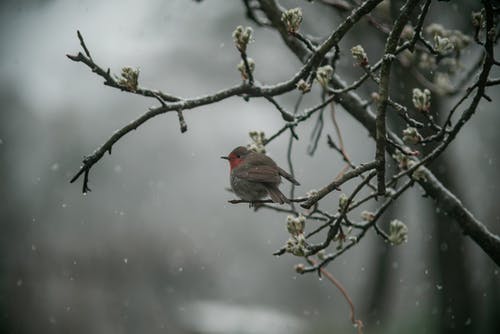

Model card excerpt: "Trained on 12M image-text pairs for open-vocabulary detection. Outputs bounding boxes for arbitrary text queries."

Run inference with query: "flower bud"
[296,79,311,93]
[315,65,333,88]
[232,25,253,52]
[285,236,308,256]
[247,130,266,153]
[117,67,139,91]
[351,45,368,67]
[402,127,422,145]
[338,193,349,211]
[237,58,255,81]
[392,151,411,170]
[434,35,454,55]
[317,250,326,261]
[287,215,305,235]
[412,88,431,112]
[425,23,446,37]
[281,8,303,33]
[360,210,375,222]
[388,219,408,245]
[411,166,427,181]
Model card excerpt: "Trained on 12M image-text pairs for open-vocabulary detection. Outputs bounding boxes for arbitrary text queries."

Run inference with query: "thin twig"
[291,31,316,52]
[228,197,308,204]
[306,257,364,334]
[303,179,414,273]
[287,94,304,213]
[307,91,326,155]
[240,50,255,85]
[264,96,295,121]
[301,161,378,209]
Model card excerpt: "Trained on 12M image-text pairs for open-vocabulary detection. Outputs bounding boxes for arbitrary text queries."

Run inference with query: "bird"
[221,146,300,204]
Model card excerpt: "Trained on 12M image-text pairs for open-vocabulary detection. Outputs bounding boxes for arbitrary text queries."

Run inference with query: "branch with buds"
[68,0,500,331]
[67,1,500,329]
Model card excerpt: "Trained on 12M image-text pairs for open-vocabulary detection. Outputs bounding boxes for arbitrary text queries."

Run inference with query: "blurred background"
[0,0,499,333]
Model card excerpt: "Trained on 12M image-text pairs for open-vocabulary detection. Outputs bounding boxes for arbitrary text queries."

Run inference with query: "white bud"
[117,67,139,91]
[434,35,454,55]
[360,211,375,222]
[232,25,253,52]
[402,127,422,145]
[316,65,333,87]
[388,219,408,245]
[281,8,303,33]
[237,58,255,81]
[425,23,446,37]
[412,88,431,112]
[247,130,266,153]
[338,193,349,211]
[296,79,311,93]
[351,45,368,66]
[412,166,427,181]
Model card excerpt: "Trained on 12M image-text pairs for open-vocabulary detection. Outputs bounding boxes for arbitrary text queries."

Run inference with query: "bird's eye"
[236,155,240,158]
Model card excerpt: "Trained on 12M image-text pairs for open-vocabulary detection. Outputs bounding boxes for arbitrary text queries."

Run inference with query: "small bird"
[221,146,300,204]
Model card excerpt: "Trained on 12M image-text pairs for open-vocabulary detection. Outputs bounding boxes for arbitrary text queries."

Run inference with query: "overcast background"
[1,0,499,333]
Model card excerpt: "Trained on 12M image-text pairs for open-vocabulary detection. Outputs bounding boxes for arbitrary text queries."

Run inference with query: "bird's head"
[221,146,251,170]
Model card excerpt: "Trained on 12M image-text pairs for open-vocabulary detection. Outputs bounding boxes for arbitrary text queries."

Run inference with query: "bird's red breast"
[228,152,244,171]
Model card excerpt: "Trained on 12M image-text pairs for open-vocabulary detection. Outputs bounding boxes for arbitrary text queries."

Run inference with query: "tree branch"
[68,0,383,191]
[256,0,500,265]
[374,0,422,195]
[300,161,378,209]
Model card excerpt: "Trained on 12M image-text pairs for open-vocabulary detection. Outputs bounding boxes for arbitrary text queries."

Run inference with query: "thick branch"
[256,0,500,265]
[375,0,422,195]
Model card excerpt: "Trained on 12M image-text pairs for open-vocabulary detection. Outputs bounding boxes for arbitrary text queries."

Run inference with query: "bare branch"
[252,0,500,266]
[306,257,364,333]
[303,178,414,273]
[69,0,384,191]
[68,0,500,269]
[374,0,422,195]
[300,161,378,209]
[228,197,308,204]
[263,96,295,121]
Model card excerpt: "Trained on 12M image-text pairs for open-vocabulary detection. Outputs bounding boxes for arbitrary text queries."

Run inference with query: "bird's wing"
[233,165,281,184]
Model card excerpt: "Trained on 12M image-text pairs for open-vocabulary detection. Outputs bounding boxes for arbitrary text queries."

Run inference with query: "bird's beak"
[220,156,229,160]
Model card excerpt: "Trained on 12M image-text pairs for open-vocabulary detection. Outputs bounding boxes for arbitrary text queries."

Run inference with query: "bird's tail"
[277,167,300,186]
[264,185,290,204]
